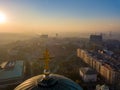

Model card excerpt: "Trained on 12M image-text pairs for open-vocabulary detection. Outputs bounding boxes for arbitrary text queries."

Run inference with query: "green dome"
[14,74,83,90]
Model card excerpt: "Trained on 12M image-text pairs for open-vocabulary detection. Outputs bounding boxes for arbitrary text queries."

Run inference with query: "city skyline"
[0,0,120,33]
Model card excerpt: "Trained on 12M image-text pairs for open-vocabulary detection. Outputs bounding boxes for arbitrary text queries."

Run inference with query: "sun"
[0,12,6,24]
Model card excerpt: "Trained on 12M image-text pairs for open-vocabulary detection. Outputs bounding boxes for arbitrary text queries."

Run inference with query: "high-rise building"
[90,35,103,43]
[40,34,48,38]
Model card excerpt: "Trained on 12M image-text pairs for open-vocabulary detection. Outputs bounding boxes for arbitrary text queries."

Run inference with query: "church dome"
[14,74,83,90]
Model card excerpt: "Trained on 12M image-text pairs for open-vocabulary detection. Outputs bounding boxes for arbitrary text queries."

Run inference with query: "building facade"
[77,48,120,85]
[79,67,97,82]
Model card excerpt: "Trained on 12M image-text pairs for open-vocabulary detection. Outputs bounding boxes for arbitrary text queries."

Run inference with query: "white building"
[79,67,97,82]
[96,84,109,90]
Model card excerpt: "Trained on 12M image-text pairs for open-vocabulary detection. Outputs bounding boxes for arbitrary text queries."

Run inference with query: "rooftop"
[87,50,120,71]
[80,67,96,75]
[0,61,24,80]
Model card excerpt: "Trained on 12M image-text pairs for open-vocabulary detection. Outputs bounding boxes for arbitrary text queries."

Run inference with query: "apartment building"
[77,48,120,85]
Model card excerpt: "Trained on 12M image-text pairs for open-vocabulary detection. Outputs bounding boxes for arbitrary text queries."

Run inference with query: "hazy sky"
[0,0,120,34]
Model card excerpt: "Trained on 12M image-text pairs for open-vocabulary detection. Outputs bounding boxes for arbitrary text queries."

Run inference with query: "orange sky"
[0,0,120,34]
[0,0,120,33]
[0,16,119,34]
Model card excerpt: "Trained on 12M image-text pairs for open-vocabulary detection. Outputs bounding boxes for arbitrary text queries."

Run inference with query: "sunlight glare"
[0,12,6,23]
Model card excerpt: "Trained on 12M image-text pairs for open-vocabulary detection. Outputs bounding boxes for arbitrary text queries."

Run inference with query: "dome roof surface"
[14,74,83,90]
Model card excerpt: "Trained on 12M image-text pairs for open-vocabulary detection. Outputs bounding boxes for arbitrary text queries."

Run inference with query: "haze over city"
[0,1,120,90]
[0,0,120,34]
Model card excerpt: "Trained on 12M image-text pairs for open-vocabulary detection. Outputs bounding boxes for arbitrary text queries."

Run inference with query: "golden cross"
[39,49,54,71]
[43,49,50,70]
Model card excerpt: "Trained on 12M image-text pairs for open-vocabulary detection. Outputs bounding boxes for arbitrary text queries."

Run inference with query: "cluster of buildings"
[0,60,25,88]
[77,48,120,85]
[40,34,48,38]
[90,34,103,43]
